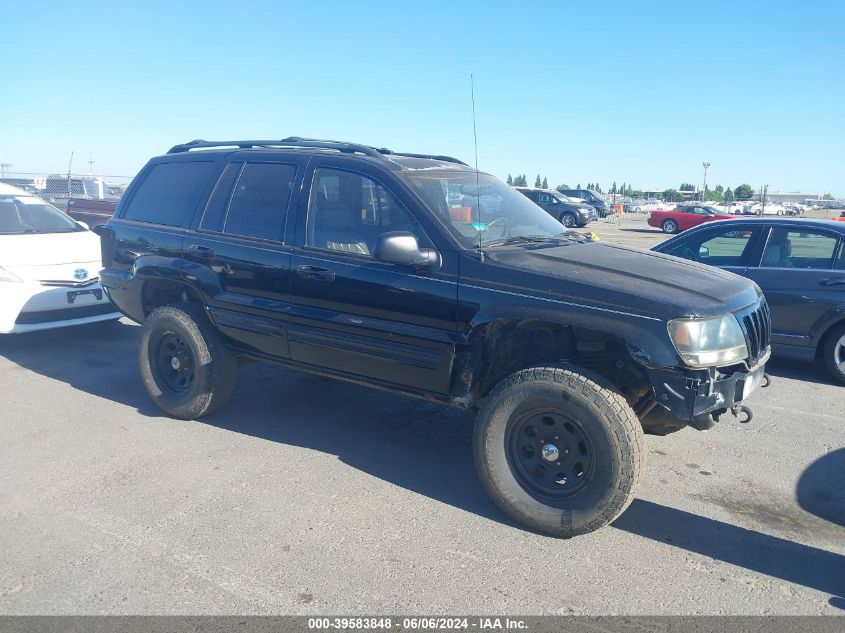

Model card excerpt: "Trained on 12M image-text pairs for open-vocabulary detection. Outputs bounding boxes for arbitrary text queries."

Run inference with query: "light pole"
[702,162,711,202]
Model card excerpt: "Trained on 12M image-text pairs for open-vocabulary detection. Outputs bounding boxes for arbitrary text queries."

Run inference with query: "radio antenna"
[470,74,483,259]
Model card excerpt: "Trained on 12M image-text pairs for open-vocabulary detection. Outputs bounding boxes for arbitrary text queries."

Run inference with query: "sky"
[1,0,843,195]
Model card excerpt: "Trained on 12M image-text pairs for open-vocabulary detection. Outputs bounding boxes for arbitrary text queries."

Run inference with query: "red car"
[648,205,734,234]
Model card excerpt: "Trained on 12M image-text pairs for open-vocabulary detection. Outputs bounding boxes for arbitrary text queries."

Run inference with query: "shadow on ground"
[797,449,845,528]
[763,355,837,385]
[2,321,843,604]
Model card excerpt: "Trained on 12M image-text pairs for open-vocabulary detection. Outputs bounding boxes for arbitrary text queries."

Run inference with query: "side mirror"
[373,232,441,271]
[699,246,710,258]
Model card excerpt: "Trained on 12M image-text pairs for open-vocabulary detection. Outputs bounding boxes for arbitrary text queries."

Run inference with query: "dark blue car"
[653,218,845,384]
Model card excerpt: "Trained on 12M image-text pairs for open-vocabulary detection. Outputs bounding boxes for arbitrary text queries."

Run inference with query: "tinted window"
[222,163,296,241]
[200,162,242,232]
[307,168,423,257]
[760,228,839,270]
[123,162,214,226]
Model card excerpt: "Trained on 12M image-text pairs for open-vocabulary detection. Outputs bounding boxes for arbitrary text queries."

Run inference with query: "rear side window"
[122,162,214,226]
[224,163,297,241]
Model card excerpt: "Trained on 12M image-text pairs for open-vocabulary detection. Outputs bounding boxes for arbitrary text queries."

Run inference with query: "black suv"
[558,188,611,217]
[515,187,597,228]
[98,137,770,538]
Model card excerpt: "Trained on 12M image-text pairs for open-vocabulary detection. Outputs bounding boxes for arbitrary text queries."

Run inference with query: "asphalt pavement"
[1,222,843,615]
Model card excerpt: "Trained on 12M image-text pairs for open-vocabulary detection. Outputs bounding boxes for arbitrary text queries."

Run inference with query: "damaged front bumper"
[646,349,771,430]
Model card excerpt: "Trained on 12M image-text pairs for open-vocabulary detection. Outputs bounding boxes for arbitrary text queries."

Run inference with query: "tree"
[595,183,602,194]
[535,174,542,187]
[506,174,513,186]
[822,193,834,200]
[724,186,735,202]
[577,183,581,189]
[735,184,754,200]
[556,184,570,191]
[679,182,695,192]
[541,177,548,189]
[662,189,684,202]
[611,182,617,195]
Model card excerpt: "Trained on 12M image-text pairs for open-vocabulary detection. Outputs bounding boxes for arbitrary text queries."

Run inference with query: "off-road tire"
[474,365,644,537]
[139,302,237,419]
[822,323,845,386]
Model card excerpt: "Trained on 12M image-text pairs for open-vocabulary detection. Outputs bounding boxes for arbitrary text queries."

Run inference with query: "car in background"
[0,183,121,333]
[66,197,119,227]
[558,188,611,217]
[648,204,734,233]
[41,175,120,211]
[515,187,598,227]
[654,218,845,384]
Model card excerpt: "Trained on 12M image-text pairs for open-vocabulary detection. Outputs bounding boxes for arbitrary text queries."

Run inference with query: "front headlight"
[0,267,23,283]
[668,314,748,368]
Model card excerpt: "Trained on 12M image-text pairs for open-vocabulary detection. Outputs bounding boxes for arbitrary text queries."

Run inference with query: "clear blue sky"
[2,0,842,195]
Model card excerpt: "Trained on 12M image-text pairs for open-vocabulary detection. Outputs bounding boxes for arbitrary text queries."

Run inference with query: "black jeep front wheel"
[139,302,237,419]
[474,365,644,537]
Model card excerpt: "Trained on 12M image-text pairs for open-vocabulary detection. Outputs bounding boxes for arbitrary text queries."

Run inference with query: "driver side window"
[670,226,760,266]
[306,168,424,257]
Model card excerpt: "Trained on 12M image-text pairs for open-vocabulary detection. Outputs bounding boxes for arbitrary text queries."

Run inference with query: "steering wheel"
[483,217,510,239]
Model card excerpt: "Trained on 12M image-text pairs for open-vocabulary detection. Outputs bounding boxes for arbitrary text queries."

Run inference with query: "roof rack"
[166,137,468,166]
[167,137,384,158]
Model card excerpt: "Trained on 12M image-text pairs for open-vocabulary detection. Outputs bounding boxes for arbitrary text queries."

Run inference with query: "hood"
[1,231,103,280]
[483,240,760,319]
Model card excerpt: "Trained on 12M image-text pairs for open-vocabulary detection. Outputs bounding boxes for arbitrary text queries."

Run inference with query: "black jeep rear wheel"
[139,302,237,419]
[474,365,644,537]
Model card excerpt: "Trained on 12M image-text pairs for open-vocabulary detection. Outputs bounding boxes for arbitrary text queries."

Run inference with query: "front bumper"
[0,280,121,333]
[646,349,770,426]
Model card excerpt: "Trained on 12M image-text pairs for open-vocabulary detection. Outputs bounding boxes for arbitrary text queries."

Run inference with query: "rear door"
[184,156,306,359]
[287,156,459,394]
[743,226,845,349]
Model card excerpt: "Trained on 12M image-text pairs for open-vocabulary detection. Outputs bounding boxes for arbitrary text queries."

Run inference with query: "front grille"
[739,300,771,363]
[15,303,116,324]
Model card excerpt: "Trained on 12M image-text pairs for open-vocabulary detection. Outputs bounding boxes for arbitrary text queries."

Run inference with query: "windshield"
[0,196,84,234]
[399,171,566,247]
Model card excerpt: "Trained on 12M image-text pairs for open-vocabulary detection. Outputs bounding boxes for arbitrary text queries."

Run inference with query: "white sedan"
[0,184,121,333]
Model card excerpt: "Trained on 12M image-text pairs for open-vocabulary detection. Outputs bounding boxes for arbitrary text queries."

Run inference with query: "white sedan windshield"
[0,196,83,234]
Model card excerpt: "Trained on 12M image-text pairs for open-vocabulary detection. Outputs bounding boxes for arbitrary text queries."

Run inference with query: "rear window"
[122,161,214,226]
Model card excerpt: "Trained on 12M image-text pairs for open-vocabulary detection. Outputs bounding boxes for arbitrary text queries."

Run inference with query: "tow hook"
[731,404,753,423]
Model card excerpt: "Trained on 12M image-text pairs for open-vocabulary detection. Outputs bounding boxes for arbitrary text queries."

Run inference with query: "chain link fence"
[0,171,134,212]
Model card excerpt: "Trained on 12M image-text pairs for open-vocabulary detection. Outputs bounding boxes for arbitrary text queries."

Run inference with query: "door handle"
[297,265,335,281]
[188,245,216,258]
[819,278,845,286]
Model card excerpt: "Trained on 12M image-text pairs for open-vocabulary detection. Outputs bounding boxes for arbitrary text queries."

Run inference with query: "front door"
[288,158,459,394]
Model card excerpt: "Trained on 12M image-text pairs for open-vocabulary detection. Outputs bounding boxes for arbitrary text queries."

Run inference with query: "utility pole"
[702,162,711,202]
[761,185,768,216]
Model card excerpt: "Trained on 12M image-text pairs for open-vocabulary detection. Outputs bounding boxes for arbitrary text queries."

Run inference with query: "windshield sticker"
[472,223,488,231]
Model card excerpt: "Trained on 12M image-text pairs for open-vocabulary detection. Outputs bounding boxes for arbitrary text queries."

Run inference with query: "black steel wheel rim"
[506,409,596,502]
[154,331,196,395]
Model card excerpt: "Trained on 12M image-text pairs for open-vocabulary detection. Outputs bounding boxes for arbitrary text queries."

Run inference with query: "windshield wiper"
[483,235,569,248]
